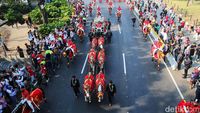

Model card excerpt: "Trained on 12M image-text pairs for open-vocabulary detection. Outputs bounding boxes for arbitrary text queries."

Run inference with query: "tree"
[38,0,48,24]
[4,8,24,28]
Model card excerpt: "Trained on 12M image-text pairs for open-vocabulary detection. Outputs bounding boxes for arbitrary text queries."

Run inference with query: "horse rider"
[106,80,116,106]
[71,75,80,98]
[97,6,101,16]
[21,87,35,112]
[117,6,122,13]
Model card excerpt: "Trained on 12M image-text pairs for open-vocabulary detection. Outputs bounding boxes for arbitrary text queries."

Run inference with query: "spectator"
[17,46,25,58]
[28,16,32,28]
[177,52,184,70]
[183,56,192,78]
[27,30,34,43]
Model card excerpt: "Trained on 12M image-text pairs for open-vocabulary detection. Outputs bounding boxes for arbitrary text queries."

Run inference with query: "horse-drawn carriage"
[151,41,164,70]
[91,16,109,36]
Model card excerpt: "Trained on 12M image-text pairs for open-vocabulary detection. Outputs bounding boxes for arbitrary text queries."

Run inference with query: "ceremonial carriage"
[82,14,107,103]
[150,41,164,70]
[12,88,45,113]
[91,16,109,36]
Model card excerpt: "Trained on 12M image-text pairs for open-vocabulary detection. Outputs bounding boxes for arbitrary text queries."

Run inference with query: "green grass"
[164,0,200,25]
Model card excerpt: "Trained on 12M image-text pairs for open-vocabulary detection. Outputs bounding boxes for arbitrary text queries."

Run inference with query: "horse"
[151,47,164,71]
[63,40,77,66]
[142,25,150,40]
[116,11,121,22]
[91,37,98,49]
[77,27,84,42]
[98,36,105,49]
[88,49,97,74]
[97,49,105,72]
[95,71,105,102]
[12,88,45,113]
[83,73,94,103]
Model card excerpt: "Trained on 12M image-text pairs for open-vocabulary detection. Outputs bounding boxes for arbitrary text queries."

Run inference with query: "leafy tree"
[4,8,24,27]
[29,7,42,24]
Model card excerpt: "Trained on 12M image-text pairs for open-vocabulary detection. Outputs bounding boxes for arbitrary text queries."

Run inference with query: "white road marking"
[122,53,127,75]
[133,8,188,112]
[81,54,88,74]
[118,24,121,34]
[163,61,184,99]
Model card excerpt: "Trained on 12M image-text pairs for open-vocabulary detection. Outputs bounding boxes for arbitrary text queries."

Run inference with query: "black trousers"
[108,93,114,104]
[177,62,182,70]
[184,68,189,77]
[72,87,80,96]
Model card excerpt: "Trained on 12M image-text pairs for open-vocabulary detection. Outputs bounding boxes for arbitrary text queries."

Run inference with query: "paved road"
[38,1,193,113]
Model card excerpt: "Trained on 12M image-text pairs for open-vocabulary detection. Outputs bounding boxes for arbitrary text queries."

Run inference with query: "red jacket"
[22,89,31,100]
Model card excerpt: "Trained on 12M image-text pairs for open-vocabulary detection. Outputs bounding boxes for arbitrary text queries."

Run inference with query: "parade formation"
[1,0,200,113]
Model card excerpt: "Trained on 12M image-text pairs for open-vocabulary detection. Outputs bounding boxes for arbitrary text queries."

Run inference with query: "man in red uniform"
[117,6,122,12]
[97,6,102,16]
[21,87,35,112]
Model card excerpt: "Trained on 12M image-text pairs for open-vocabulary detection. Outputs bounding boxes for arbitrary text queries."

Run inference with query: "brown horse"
[95,71,105,102]
[97,49,105,71]
[83,73,94,103]
[116,11,121,22]
[77,28,84,42]
[88,49,97,74]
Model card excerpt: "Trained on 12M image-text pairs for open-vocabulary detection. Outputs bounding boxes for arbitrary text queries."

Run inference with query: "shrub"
[45,5,61,18]
[29,7,42,24]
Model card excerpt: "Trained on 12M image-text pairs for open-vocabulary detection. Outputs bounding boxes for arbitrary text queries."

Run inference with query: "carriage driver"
[21,87,35,112]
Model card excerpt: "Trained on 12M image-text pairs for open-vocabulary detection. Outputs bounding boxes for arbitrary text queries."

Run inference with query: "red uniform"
[40,65,47,75]
[97,6,101,12]
[117,6,122,11]
[22,89,31,100]
[27,68,35,77]
[108,1,113,8]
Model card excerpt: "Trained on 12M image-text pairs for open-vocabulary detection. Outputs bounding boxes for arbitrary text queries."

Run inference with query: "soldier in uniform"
[71,75,80,98]
[106,80,116,106]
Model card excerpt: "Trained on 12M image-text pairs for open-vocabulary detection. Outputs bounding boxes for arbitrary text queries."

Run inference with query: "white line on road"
[163,61,185,99]
[122,53,127,75]
[118,24,121,34]
[81,54,88,74]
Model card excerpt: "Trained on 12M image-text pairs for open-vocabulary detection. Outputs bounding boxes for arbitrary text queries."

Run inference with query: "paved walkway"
[0,24,33,57]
